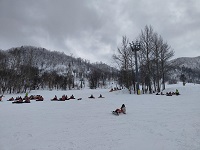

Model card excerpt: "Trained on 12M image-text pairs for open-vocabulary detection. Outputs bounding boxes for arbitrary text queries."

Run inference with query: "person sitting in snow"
[12,96,23,103]
[7,97,14,101]
[25,92,28,97]
[109,88,113,92]
[166,92,172,96]
[98,94,104,98]
[113,104,126,115]
[156,92,160,95]
[88,94,95,99]
[65,95,69,100]
[17,96,23,102]
[0,95,4,101]
[29,95,35,100]
[161,92,165,95]
[36,95,44,101]
[113,108,121,115]
[121,104,126,114]
[59,95,66,101]
[24,96,30,103]
[69,94,75,99]
[52,95,58,101]
[175,89,180,95]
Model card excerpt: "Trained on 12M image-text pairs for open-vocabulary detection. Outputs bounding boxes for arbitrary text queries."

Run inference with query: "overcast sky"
[0,0,200,65]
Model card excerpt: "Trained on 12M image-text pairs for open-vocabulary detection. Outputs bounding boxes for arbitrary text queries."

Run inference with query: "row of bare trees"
[113,25,174,94]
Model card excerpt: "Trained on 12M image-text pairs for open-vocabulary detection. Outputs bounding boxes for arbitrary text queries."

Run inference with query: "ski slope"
[0,83,200,150]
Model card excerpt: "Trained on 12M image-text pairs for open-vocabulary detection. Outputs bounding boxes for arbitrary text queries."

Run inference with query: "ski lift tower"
[130,41,141,95]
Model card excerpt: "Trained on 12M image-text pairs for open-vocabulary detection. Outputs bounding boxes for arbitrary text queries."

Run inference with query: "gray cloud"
[0,0,200,65]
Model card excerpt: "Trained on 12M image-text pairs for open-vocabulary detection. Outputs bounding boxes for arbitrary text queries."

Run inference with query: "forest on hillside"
[0,46,118,94]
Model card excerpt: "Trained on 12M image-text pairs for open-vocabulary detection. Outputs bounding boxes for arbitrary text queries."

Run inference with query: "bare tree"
[113,36,134,93]
[160,42,174,90]
[138,25,174,93]
[139,25,155,93]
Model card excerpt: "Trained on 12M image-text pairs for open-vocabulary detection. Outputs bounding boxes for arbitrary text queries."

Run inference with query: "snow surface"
[0,83,200,150]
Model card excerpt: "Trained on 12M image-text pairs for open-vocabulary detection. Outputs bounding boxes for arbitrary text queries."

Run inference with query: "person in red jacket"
[113,104,126,115]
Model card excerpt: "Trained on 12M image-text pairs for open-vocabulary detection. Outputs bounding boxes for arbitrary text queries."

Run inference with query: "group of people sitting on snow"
[113,104,126,115]
[109,87,122,92]
[88,94,104,99]
[11,96,30,103]
[51,94,75,101]
[51,94,105,101]
[155,92,165,95]
[166,89,180,96]
[29,95,44,101]
[155,89,180,96]
[7,94,44,103]
[2,93,106,102]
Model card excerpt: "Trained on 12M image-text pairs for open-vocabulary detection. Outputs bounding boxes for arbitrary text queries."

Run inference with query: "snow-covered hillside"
[170,56,200,70]
[5,46,117,75]
[169,56,200,83]
[0,83,200,150]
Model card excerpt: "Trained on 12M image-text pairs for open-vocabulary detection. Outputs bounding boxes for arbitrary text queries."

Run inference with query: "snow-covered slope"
[0,83,199,150]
